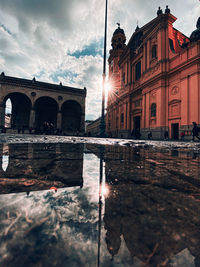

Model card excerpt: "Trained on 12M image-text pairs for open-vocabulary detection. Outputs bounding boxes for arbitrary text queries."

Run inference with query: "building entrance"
[134,116,140,130]
[171,123,179,140]
[132,116,141,139]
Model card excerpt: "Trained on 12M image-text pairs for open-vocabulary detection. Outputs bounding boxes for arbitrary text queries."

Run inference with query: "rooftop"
[0,72,86,96]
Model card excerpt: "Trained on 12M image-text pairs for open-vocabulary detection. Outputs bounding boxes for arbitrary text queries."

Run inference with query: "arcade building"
[106,6,200,140]
[0,73,86,135]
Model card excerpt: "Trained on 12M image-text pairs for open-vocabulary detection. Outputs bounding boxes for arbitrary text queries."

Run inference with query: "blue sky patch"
[50,70,78,84]
[34,70,78,85]
[68,38,103,58]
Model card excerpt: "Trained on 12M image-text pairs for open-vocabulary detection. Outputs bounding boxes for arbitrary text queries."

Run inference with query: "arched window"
[151,103,156,117]
[152,45,157,59]
[5,98,12,128]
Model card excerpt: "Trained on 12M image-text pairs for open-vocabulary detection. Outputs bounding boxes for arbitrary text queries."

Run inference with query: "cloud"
[0,0,199,119]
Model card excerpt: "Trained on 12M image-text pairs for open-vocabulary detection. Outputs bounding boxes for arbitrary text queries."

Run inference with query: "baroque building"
[106,7,200,140]
[0,73,86,135]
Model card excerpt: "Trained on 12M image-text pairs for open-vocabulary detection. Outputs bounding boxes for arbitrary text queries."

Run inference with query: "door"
[171,123,179,140]
[134,116,140,130]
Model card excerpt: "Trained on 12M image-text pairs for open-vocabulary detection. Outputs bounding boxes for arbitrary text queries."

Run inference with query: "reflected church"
[102,145,200,266]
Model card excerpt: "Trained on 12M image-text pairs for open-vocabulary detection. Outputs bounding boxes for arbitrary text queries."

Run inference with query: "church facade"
[0,73,86,135]
[106,6,200,140]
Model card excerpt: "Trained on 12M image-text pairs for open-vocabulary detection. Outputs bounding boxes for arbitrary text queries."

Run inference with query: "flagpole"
[100,0,108,137]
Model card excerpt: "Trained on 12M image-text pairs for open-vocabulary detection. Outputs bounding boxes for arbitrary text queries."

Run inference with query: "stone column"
[57,111,62,129]
[29,109,35,128]
[0,102,5,128]
[80,113,85,133]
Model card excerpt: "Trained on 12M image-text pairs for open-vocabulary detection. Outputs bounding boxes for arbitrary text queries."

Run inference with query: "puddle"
[0,143,200,266]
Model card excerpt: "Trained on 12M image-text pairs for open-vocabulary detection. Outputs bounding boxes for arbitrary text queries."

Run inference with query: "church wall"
[189,73,199,124]
[107,10,199,140]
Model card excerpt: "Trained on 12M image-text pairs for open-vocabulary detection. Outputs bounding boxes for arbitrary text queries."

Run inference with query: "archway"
[34,97,58,131]
[4,93,31,130]
[61,100,82,133]
[4,98,12,128]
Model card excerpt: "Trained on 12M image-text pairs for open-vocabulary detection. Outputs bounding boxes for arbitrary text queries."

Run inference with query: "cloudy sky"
[0,0,199,120]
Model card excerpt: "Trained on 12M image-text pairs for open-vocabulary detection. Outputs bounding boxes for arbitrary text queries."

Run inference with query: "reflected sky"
[2,144,9,172]
[0,143,200,266]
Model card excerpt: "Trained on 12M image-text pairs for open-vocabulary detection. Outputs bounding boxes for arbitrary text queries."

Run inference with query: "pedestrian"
[135,129,141,139]
[29,127,33,134]
[49,123,54,135]
[192,122,200,141]
[164,131,169,140]
[148,132,152,140]
[180,131,185,140]
[22,125,25,134]
[43,121,49,135]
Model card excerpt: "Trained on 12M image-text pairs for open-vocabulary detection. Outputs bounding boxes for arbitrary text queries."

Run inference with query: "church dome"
[111,24,126,50]
[190,17,200,42]
[113,27,125,35]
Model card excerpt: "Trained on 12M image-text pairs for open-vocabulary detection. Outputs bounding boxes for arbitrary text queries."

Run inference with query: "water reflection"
[0,143,200,266]
[103,146,200,266]
[0,143,84,194]
[2,144,9,172]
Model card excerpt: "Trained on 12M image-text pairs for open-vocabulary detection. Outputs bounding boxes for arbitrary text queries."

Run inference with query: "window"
[151,103,156,117]
[169,38,175,53]
[152,45,157,59]
[135,61,141,81]
[120,113,124,124]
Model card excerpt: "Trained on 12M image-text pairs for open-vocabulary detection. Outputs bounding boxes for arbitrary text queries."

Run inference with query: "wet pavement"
[0,135,200,266]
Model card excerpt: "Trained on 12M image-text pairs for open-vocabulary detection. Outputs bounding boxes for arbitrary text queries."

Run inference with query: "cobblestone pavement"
[1,133,200,152]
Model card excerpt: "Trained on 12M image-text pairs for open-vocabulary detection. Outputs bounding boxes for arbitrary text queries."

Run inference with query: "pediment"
[169,99,181,105]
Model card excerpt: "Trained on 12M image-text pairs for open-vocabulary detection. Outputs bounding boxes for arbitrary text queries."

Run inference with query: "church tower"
[108,24,126,103]
[106,24,126,136]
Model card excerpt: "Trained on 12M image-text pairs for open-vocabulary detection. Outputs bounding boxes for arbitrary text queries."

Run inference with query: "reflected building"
[0,143,84,194]
[103,146,200,266]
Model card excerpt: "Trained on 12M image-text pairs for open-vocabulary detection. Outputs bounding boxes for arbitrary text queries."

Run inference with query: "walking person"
[164,131,169,140]
[192,122,200,141]
[148,132,152,140]
[180,131,185,141]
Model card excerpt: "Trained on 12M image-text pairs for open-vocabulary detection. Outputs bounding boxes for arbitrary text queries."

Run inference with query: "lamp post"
[100,0,108,137]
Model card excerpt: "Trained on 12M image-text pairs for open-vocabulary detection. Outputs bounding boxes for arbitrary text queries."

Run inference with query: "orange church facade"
[106,6,200,140]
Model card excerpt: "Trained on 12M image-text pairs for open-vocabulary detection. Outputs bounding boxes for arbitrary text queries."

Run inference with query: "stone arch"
[34,96,59,132]
[61,100,82,133]
[4,92,32,130]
